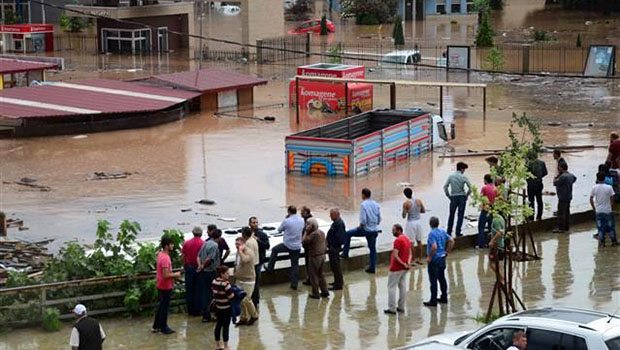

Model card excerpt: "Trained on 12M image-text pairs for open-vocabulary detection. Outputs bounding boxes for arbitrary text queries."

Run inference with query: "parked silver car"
[406,307,620,350]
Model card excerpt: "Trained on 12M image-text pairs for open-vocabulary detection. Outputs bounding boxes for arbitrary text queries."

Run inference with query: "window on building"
[101,28,153,54]
[436,5,446,14]
[452,3,461,13]
[467,1,475,12]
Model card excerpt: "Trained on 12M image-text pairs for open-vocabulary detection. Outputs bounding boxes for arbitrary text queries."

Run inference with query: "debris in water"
[72,135,88,139]
[196,199,216,205]
[19,177,37,183]
[88,171,132,181]
[181,208,192,212]
[218,217,237,222]
[396,182,413,187]
[547,122,562,126]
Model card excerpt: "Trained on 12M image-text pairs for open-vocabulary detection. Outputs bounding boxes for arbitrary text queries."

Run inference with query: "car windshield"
[382,55,406,64]
[607,337,620,350]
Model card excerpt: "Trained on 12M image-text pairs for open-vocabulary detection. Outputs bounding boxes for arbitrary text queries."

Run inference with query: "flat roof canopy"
[148,68,268,93]
[0,58,58,74]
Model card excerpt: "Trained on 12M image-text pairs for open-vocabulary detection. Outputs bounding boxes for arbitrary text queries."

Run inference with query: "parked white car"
[402,307,620,350]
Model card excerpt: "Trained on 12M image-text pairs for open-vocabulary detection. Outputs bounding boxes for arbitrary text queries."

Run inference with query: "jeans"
[184,265,202,316]
[557,200,571,231]
[527,182,544,221]
[342,227,378,271]
[201,270,216,319]
[477,211,492,248]
[428,257,447,303]
[214,307,232,342]
[387,270,409,311]
[328,248,343,288]
[152,289,172,331]
[596,212,618,244]
[251,264,262,307]
[447,195,467,236]
[267,243,300,288]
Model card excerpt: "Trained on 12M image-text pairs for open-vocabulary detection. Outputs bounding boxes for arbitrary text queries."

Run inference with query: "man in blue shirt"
[265,205,305,290]
[341,188,381,273]
[443,162,472,237]
[424,216,454,307]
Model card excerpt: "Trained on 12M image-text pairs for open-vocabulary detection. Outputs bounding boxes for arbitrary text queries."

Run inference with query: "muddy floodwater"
[1,60,618,249]
[0,225,617,349]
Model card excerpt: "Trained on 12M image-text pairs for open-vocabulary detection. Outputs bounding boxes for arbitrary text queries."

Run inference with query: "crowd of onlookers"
[68,132,619,350]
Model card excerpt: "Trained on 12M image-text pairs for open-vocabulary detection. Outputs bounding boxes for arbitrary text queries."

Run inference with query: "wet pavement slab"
[1,224,618,349]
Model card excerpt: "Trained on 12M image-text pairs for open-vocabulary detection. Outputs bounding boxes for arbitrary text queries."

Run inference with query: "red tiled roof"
[0,58,58,74]
[150,68,268,93]
[0,79,201,119]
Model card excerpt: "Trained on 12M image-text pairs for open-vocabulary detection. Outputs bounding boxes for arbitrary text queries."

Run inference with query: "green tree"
[341,0,398,25]
[484,46,504,72]
[60,13,86,33]
[328,43,343,63]
[475,13,494,47]
[320,15,328,35]
[576,33,582,47]
[2,7,17,24]
[392,15,405,47]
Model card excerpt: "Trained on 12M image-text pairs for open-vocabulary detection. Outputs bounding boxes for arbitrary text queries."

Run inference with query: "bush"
[124,287,142,315]
[533,29,550,41]
[342,0,398,25]
[42,308,61,332]
[328,43,343,64]
[484,46,504,71]
[576,33,582,47]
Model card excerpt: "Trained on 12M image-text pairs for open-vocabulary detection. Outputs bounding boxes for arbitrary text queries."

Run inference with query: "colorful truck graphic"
[285,109,444,177]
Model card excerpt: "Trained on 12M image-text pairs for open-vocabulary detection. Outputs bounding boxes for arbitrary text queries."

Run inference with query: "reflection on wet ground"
[1,225,617,349]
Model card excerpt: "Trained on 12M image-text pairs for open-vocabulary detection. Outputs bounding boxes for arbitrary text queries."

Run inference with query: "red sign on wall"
[0,24,54,33]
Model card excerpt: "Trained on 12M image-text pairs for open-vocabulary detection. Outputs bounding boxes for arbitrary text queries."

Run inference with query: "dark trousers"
[214,307,232,342]
[428,257,447,303]
[477,210,492,248]
[447,195,467,236]
[342,227,378,271]
[267,243,300,288]
[527,182,544,221]
[557,200,571,231]
[308,255,328,296]
[152,289,172,331]
[184,265,202,316]
[201,270,216,319]
[251,264,262,307]
[328,248,343,288]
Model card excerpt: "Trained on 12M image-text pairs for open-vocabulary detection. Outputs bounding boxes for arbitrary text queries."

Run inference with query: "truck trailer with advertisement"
[285,108,450,177]
[289,63,373,114]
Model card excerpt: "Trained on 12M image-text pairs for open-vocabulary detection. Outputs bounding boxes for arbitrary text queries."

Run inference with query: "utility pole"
[41,0,45,23]
[198,0,203,68]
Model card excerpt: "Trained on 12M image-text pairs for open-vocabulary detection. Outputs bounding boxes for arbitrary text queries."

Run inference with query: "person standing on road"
[212,265,234,350]
[248,216,270,308]
[181,226,205,316]
[506,330,528,350]
[607,132,620,170]
[423,217,454,307]
[553,162,577,233]
[303,218,329,299]
[265,205,305,290]
[300,206,313,287]
[443,162,472,237]
[197,229,221,323]
[70,304,106,350]
[384,224,411,315]
[477,174,496,249]
[207,224,230,263]
[341,188,382,274]
[527,153,548,221]
[402,187,426,265]
[152,235,182,334]
[326,208,345,290]
[590,172,617,247]
[234,235,258,326]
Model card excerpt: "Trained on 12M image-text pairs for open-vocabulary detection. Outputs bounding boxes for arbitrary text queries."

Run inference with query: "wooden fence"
[0,272,183,327]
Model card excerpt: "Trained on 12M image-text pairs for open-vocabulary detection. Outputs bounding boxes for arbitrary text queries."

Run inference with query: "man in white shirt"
[70,304,106,350]
[590,172,618,247]
[506,330,527,350]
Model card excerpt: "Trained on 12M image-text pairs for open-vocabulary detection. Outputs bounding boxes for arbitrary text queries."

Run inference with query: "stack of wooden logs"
[0,239,52,285]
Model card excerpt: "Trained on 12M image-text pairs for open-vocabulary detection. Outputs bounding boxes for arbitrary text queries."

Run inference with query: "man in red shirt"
[477,174,497,249]
[152,235,181,335]
[384,224,411,315]
[181,227,204,316]
[607,132,620,170]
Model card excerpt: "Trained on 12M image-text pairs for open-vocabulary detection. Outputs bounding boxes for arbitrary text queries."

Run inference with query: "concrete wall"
[240,0,284,53]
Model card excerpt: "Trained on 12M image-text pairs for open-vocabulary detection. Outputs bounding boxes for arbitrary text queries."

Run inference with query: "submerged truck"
[285,108,451,177]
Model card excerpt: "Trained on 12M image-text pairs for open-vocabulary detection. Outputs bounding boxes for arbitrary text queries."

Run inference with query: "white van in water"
[381,50,422,66]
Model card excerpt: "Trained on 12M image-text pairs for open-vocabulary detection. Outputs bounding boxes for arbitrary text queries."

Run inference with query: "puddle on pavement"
[0,225,617,349]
